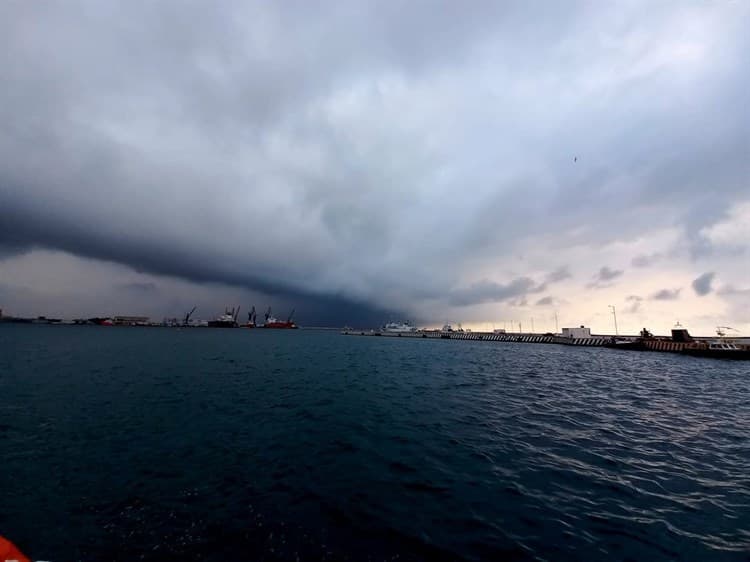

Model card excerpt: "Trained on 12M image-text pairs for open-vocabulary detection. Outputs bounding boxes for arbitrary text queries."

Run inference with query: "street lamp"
[608,305,618,336]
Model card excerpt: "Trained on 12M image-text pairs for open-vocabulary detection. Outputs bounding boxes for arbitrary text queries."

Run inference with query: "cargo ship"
[262,307,298,329]
[208,306,240,328]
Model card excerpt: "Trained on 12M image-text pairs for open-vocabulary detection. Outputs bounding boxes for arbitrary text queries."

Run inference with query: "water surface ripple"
[2,326,749,561]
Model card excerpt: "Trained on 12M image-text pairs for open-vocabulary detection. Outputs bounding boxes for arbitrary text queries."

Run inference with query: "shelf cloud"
[1,1,748,330]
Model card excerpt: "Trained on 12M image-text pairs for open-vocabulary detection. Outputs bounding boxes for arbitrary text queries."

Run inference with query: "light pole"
[608,305,618,336]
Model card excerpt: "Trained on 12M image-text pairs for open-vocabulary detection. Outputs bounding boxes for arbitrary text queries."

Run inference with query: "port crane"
[248,306,257,325]
[183,306,197,326]
[288,309,295,323]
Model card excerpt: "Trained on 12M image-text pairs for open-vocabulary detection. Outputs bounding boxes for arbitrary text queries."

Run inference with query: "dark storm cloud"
[448,277,539,307]
[1,1,748,323]
[650,288,681,301]
[535,296,555,306]
[117,282,159,294]
[691,272,715,296]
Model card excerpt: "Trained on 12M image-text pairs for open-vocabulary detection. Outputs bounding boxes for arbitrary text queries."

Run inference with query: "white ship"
[382,321,417,333]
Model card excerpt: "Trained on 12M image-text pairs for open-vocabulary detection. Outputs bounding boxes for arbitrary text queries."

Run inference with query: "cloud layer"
[1,1,748,331]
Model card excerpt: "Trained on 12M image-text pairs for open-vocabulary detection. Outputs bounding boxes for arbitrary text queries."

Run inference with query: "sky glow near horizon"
[0,1,748,333]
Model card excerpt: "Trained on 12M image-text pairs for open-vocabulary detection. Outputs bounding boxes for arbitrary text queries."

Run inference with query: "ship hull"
[207,321,237,328]
[682,348,750,360]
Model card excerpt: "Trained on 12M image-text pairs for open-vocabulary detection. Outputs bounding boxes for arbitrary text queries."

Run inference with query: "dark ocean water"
[1,325,749,561]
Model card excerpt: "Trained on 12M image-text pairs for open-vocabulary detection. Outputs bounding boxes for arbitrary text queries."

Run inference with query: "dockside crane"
[265,307,272,323]
[233,305,241,325]
[183,306,197,326]
[287,309,295,323]
[248,305,256,325]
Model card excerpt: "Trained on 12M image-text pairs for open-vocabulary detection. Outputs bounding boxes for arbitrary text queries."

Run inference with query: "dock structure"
[341,328,750,358]
[341,329,612,347]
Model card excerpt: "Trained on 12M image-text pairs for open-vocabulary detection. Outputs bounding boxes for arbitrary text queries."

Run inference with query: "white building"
[561,326,591,339]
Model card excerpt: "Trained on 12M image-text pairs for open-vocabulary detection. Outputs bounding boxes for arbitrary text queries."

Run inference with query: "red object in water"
[0,536,30,562]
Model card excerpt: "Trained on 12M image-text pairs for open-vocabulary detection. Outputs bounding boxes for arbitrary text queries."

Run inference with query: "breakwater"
[342,329,612,346]
[341,329,750,357]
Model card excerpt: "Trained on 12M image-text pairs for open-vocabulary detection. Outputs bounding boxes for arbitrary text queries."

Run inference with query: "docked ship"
[382,321,417,333]
[208,307,240,328]
[262,307,298,329]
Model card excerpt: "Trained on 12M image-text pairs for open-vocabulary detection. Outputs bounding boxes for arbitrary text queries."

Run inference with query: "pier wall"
[342,330,611,347]
[341,330,750,358]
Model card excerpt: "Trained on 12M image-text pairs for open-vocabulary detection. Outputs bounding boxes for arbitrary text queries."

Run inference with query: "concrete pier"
[341,330,613,347]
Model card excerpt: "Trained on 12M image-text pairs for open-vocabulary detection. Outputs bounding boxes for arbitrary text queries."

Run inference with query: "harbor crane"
[183,306,197,326]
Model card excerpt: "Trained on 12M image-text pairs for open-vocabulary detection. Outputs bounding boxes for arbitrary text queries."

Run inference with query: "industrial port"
[2,306,747,359]
[0,306,298,329]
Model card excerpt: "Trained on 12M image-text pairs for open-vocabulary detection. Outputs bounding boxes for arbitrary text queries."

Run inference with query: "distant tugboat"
[262,307,298,329]
[208,307,240,328]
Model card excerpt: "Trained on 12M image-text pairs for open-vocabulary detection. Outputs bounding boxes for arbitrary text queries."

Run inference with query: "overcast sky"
[1,1,748,332]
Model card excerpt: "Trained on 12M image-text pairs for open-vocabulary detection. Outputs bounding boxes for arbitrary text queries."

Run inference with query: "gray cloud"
[597,267,624,282]
[623,295,643,313]
[0,1,748,324]
[691,272,715,296]
[545,266,572,284]
[117,282,159,294]
[650,288,681,301]
[448,277,538,306]
[632,253,663,268]
[587,266,624,288]
[717,285,750,297]
[535,296,555,306]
